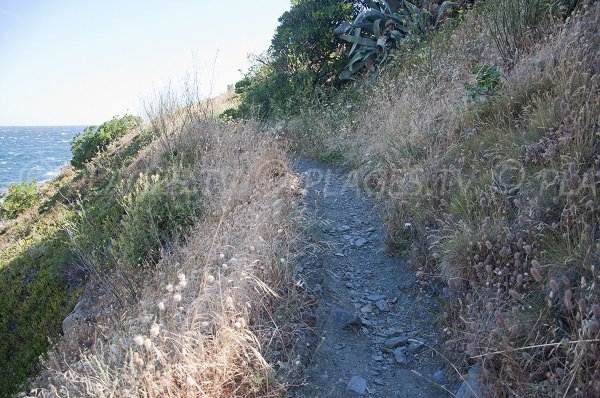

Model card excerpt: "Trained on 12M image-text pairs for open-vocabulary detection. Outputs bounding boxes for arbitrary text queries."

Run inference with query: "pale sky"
[0,1,290,126]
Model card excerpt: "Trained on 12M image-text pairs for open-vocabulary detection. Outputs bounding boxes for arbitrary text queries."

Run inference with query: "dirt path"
[291,159,453,398]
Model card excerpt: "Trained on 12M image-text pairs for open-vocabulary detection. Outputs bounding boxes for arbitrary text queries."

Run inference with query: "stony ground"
[290,159,457,398]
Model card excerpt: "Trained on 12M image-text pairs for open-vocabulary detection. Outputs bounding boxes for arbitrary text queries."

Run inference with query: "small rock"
[375,299,389,311]
[333,308,362,329]
[361,318,376,327]
[373,355,384,361]
[456,365,485,398]
[393,348,409,365]
[360,303,373,313]
[383,335,409,349]
[366,293,386,301]
[407,340,425,353]
[346,375,367,397]
[335,252,345,257]
[355,238,368,247]
[383,327,405,337]
[433,370,446,385]
[339,225,351,232]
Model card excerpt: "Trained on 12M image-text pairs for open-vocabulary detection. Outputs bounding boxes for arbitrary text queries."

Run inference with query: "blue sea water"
[0,126,86,194]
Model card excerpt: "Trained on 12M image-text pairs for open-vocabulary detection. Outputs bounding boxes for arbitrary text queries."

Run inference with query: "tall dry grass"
[26,91,303,397]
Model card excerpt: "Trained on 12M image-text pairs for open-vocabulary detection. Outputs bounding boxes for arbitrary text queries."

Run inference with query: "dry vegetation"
[20,92,304,397]
[284,1,600,396]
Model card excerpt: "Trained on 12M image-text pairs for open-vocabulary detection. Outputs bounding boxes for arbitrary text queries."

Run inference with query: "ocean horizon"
[0,125,87,193]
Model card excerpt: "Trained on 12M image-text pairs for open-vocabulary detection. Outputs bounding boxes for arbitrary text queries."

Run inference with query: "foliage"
[70,115,141,168]
[464,64,501,101]
[0,180,38,219]
[113,172,201,267]
[0,116,153,395]
[233,0,361,119]
[486,0,554,67]
[335,0,458,79]
[272,0,359,79]
[0,208,78,396]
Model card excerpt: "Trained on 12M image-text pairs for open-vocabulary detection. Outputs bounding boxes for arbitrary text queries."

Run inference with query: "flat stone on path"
[355,238,368,247]
[346,375,367,396]
[333,308,362,329]
[393,348,409,365]
[375,299,389,311]
[383,335,409,349]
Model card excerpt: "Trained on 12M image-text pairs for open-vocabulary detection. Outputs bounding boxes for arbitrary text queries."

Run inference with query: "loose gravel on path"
[290,159,454,398]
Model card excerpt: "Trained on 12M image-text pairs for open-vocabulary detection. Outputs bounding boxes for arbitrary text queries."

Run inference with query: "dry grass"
[25,96,303,397]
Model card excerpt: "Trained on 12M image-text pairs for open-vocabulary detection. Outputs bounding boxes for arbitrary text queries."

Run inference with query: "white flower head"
[206,274,215,283]
[133,335,144,346]
[166,284,174,293]
[178,280,187,289]
[150,324,160,337]
[177,272,186,282]
[158,301,166,312]
[186,375,197,387]
[173,293,182,303]
[143,337,152,350]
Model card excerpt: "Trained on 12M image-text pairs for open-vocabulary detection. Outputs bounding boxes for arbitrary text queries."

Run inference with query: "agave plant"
[335,0,457,80]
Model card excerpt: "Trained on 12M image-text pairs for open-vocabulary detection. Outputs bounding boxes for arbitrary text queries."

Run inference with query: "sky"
[0,1,290,126]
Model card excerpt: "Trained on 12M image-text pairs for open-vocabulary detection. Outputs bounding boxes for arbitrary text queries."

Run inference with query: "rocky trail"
[290,159,461,398]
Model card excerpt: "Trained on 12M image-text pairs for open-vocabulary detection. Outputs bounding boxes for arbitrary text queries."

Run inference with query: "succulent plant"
[335,0,457,80]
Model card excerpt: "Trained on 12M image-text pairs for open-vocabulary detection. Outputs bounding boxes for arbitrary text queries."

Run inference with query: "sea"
[0,126,86,194]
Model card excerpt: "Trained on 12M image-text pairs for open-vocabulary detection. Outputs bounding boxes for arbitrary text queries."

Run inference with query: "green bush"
[71,115,141,168]
[0,209,78,396]
[464,64,501,101]
[0,180,38,219]
[113,172,201,267]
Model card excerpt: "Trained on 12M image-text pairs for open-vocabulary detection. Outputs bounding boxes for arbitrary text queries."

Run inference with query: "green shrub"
[0,209,78,396]
[0,180,38,219]
[71,115,141,168]
[464,64,501,101]
[113,172,201,267]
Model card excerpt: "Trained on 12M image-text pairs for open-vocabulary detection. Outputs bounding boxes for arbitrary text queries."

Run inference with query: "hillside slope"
[284,1,600,396]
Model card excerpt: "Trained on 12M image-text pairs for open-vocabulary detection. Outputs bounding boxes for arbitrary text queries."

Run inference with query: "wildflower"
[166,284,174,293]
[177,272,186,282]
[186,375,197,387]
[178,280,187,289]
[150,324,160,337]
[206,274,215,283]
[173,293,182,303]
[219,253,225,259]
[222,263,228,270]
[133,352,144,367]
[143,337,153,350]
[277,229,283,234]
[158,301,166,312]
[134,335,145,346]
